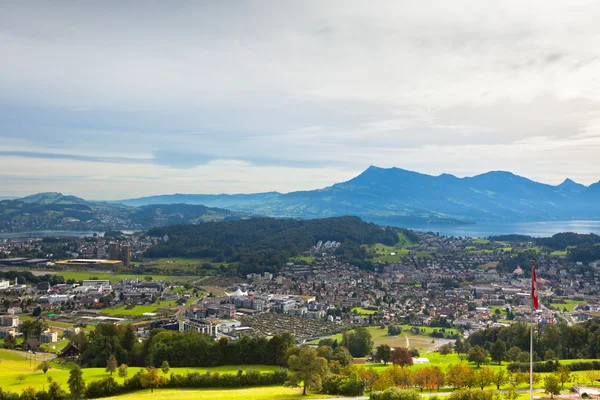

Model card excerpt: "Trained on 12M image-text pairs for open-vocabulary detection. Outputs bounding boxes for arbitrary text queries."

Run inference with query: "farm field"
[102,387,329,400]
[0,350,278,393]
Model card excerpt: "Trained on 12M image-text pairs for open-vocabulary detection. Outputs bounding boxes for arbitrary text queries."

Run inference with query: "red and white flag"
[531,266,539,310]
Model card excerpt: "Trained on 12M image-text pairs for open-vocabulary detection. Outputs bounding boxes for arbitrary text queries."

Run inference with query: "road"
[2,348,57,360]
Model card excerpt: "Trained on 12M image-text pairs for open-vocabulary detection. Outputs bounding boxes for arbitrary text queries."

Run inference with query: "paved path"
[318,389,546,400]
[2,348,57,360]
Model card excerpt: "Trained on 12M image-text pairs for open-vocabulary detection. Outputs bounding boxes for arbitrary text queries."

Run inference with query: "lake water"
[395,220,600,238]
[0,230,136,238]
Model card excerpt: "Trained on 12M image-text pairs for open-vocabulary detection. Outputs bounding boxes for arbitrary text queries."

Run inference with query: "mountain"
[114,166,600,223]
[0,193,244,232]
[557,178,587,194]
[117,192,280,208]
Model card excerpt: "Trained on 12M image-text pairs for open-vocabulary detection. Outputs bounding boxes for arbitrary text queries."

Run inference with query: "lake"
[394,220,600,238]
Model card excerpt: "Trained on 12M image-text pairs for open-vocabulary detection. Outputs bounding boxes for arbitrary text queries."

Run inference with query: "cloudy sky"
[2,1,600,199]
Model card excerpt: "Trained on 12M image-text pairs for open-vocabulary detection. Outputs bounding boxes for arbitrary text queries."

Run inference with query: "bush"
[321,373,364,396]
[448,390,497,400]
[371,391,384,400]
[85,377,122,399]
[378,387,420,400]
[507,361,558,373]
[567,361,600,372]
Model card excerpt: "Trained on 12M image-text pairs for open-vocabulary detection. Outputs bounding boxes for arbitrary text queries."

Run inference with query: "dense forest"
[467,320,600,361]
[145,216,401,275]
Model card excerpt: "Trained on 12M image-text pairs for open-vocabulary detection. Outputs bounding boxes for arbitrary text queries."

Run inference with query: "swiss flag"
[531,265,539,310]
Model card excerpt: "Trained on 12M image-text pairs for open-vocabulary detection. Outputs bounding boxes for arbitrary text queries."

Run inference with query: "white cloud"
[1,0,600,197]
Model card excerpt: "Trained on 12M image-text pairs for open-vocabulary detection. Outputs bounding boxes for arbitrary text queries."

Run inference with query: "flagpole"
[530,260,536,400]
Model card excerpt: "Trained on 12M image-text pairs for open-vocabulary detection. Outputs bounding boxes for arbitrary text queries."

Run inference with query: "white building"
[40,330,58,343]
[0,280,9,290]
[0,315,19,327]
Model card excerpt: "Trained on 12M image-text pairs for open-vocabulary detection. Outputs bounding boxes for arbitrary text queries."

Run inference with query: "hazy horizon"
[2,1,600,199]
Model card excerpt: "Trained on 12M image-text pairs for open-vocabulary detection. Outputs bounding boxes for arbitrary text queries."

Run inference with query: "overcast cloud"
[1,1,600,199]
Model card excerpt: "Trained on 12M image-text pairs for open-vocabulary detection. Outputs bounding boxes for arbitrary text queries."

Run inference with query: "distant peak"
[558,178,586,191]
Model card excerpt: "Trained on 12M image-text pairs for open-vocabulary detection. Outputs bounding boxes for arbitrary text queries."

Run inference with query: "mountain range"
[0,193,245,232]
[3,166,600,232]
[117,166,600,224]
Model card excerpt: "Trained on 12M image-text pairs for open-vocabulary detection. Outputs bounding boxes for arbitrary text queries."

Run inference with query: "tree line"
[73,323,297,368]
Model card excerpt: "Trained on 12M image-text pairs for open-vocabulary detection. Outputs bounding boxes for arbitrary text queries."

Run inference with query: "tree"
[555,365,571,388]
[390,347,413,367]
[160,360,170,375]
[317,345,333,361]
[468,345,489,367]
[492,369,507,390]
[358,368,379,392]
[106,355,118,375]
[454,337,464,354]
[32,306,42,317]
[491,340,507,365]
[375,344,392,364]
[544,375,561,398]
[439,343,453,356]
[2,334,16,349]
[341,327,373,357]
[508,346,521,362]
[48,377,67,400]
[118,364,129,379]
[447,364,473,390]
[544,349,556,361]
[585,370,600,385]
[67,365,86,399]
[140,367,167,393]
[472,367,494,390]
[20,386,37,400]
[285,346,328,396]
[331,346,353,367]
[35,360,52,374]
[16,374,26,384]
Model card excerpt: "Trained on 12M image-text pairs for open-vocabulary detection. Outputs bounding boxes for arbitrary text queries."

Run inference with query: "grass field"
[549,299,581,312]
[308,326,455,351]
[102,387,329,400]
[44,271,197,284]
[0,350,278,393]
[366,232,418,262]
[100,305,161,316]
[351,307,378,315]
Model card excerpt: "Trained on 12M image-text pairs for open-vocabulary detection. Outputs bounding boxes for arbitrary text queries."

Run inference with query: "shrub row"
[322,373,364,396]
[86,368,289,399]
[370,388,421,400]
[507,360,600,373]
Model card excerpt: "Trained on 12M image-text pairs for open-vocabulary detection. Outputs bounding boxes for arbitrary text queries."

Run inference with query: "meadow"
[0,350,277,393]
[101,387,328,400]
[41,271,197,284]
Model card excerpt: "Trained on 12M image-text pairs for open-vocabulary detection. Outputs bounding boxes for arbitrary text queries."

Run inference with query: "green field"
[45,271,197,284]
[102,387,328,400]
[0,350,277,393]
[549,299,581,312]
[473,238,491,244]
[351,307,378,315]
[366,232,417,262]
[309,325,455,351]
[100,305,162,316]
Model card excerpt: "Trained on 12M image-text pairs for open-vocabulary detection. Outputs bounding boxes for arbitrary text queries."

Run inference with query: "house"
[63,327,81,337]
[7,307,23,314]
[0,327,16,338]
[22,340,41,352]
[60,343,81,358]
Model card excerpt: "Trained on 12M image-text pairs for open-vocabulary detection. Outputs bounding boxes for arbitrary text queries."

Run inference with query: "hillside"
[116,166,600,223]
[0,193,244,232]
[145,216,401,274]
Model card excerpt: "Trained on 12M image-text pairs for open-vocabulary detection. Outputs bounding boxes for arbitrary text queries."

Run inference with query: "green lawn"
[0,350,278,393]
[351,307,378,315]
[473,238,491,244]
[549,299,581,312]
[102,387,329,400]
[100,305,161,316]
[47,271,197,284]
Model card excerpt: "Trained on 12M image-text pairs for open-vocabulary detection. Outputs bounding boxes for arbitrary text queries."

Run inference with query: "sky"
[2,1,600,200]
